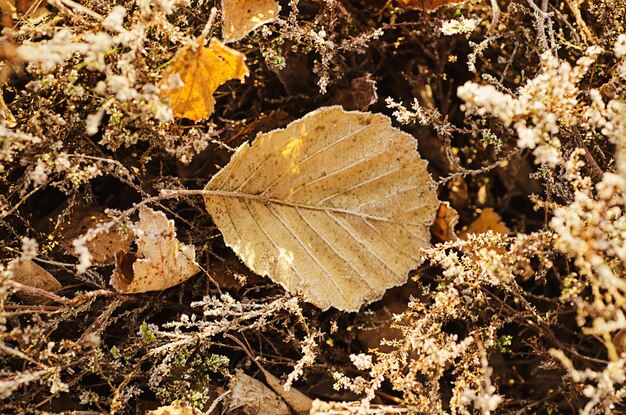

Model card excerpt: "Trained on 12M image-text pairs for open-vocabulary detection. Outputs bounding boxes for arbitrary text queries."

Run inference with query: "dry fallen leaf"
[226,334,312,414]
[159,37,249,121]
[111,206,200,293]
[431,201,459,243]
[461,207,510,237]
[226,370,290,415]
[57,205,134,266]
[204,106,438,311]
[8,259,62,304]
[222,0,281,43]
[329,75,378,111]
[396,0,465,10]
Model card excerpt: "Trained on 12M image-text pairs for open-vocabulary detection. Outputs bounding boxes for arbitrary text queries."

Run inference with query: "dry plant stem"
[4,276,115,305]
[0,341,48,368]
[225,333,268,374]
[51,0,104,20]
[571,127,603,179]
[207,389,231,414]
[0,185,45,220]
[3,247,76,269]
[78,296,126,343]
[224,333,313,415]
[437,149,522,185]
[563,0,596,44]
[201,7,219,39]
[526,0,554,52]
[4,280,68,304]
[2,304,60,313]
[110,355,150,415]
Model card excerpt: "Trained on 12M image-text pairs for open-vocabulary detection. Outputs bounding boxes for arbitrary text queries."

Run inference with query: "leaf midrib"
[205,189,423,226]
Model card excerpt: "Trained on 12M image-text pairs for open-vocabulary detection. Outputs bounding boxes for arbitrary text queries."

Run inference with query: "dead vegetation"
[1,0,626,414]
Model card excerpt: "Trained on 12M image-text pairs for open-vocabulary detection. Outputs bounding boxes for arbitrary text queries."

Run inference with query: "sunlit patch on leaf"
[147,405,201,415]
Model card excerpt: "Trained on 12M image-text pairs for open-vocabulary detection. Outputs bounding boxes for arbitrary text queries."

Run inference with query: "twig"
[201,7,218,39]
[0,341,47,367]
[437,149,523,185]
[571,127,603,180]
[4,280,69,304]
[487,0,501,34]
[0,185,45,220]
[52,0,104,20]
[563,0,596,44]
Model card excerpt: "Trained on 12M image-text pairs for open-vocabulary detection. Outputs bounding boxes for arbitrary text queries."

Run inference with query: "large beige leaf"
[203,106,438,311]
[222,0,281,43]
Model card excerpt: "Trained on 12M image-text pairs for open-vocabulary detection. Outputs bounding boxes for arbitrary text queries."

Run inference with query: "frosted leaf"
[204,106,438,311]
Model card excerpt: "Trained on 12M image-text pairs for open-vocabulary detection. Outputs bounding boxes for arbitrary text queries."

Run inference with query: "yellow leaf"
[204,106,438,311]
[159,37,249,121]
[222,0,281,43]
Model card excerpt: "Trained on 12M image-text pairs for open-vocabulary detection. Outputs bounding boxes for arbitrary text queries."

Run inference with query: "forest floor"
[1,0,626,414]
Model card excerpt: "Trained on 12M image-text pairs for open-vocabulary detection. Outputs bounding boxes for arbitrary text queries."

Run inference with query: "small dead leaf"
[396,0,465,11]
[461,208,510,237]
[8,259,62,304]
[204,106,438,311]
[329,75,378,111]
[111,207,200,293]
[431,201,459,243]
[222,0,281,43]
[226,370,290,415]
[613,328,626,357]
[147,405,202,415]
[12,0,42,14]
[159,37,249,121]
[58,206,133,266]
[226,334,313,414]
